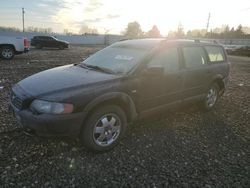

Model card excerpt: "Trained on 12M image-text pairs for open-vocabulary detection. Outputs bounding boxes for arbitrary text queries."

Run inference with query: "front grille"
[11,92,24,110]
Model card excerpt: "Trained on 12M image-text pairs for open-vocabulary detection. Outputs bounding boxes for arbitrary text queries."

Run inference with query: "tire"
[201,83,220,111]
[0,46,15,60]
[80,105,127,152]
[35,44,42,49]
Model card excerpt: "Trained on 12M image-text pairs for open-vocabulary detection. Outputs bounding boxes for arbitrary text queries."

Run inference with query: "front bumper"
[10,104,84,137]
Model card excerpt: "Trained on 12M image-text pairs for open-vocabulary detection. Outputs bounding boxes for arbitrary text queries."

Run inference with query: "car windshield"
[80,45,150,74]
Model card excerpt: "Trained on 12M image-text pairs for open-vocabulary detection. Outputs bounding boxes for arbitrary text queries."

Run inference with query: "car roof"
[112,38,165,49]
[34,36,51,38]
[165,39,222,46]
[113,38,222,49]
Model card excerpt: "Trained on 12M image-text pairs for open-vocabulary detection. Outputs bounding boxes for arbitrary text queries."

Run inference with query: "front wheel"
[80,105,127,152]
[202,83,219,111]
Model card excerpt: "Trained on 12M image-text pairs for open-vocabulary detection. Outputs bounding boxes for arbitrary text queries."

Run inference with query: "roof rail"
[162,38,221,45]
[119,38,129,42]
[192,38,221,44]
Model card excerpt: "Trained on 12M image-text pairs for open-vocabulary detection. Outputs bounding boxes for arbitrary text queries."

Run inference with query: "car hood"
[16,64,120,98]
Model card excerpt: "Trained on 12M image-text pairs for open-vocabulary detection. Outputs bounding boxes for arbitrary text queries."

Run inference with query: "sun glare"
[50,0,250,34]
[71,6,84,22]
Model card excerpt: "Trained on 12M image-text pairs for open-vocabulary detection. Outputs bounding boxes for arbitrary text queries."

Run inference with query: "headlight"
[31,99,74,114]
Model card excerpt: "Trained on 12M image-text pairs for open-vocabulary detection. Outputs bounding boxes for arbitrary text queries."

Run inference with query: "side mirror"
[142,66,164,77]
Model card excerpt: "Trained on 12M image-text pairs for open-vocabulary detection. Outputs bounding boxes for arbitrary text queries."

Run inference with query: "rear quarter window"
[183,46,207,68]
[205,46,225,62]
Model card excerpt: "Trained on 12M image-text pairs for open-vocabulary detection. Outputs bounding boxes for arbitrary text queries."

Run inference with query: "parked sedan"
[31,36,69,49]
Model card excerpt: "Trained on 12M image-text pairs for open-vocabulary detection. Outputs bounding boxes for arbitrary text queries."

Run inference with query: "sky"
[1,0,250,35]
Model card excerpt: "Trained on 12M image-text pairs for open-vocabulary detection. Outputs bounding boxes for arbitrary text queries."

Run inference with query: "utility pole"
[206,12,210,32]
[22,8,25,33]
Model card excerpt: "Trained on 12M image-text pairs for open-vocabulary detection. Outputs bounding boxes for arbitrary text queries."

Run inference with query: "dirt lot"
[0,46,249,187]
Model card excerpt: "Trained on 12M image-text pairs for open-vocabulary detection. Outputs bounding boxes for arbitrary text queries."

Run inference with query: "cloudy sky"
[1,0,250,35]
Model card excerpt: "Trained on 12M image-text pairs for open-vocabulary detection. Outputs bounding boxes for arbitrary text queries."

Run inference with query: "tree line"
[0,26,53,33]
[123,21,161,38]
[1,22,250,39]
[124,21,250,39]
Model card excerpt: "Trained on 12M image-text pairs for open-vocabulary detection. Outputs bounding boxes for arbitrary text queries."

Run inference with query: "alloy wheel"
[93,113,121,147]
[206,87,218,108]
[2,48,13,59]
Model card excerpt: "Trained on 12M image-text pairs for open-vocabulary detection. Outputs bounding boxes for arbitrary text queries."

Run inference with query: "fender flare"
[211,74,226,95]
[211,74,224,88]
[212,74,223,81]
[82,92,138,122]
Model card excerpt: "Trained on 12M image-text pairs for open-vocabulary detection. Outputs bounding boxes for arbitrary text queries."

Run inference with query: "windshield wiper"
[77,63,90,69]
[80,63,115,74]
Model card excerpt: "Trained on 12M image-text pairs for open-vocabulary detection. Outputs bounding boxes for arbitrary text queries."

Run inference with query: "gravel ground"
[0,46,249,187]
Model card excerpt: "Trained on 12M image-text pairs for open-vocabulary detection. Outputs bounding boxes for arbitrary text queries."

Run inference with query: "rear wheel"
[202,83,219,111]
[0,46,15,60]
[80,105,127,152]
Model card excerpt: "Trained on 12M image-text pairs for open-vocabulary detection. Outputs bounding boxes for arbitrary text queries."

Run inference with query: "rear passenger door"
[181,46,212,100]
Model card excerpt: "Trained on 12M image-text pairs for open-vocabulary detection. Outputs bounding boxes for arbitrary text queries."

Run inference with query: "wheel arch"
[0,44,16,52]
[211,74,226,95]
[82,92,138,124]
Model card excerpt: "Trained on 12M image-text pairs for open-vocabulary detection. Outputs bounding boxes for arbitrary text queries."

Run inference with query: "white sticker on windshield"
[115,55,134,61]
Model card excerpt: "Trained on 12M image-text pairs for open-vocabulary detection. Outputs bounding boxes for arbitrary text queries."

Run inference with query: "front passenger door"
[137,47,184,111]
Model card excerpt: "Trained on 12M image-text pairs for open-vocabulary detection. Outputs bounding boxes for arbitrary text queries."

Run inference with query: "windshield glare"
[81,46,149,74]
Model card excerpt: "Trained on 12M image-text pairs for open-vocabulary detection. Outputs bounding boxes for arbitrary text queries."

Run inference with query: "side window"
[204,46,225,62]
[148,48,179,73]
[183,47,207,68]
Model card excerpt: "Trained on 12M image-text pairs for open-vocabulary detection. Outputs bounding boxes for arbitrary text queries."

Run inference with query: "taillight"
[24,38,29,48]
